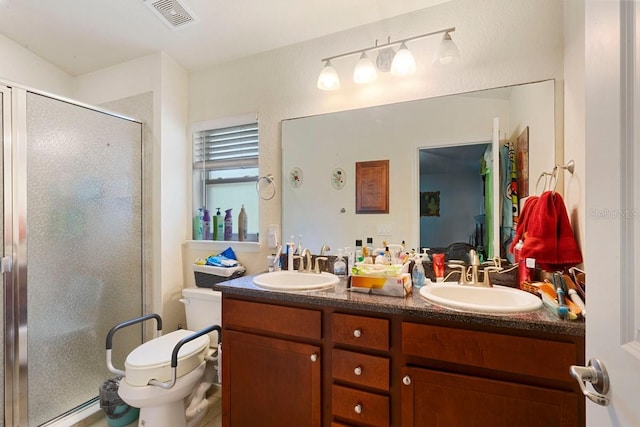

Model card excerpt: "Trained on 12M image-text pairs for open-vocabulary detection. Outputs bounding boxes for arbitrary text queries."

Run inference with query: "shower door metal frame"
[1,82,144,426]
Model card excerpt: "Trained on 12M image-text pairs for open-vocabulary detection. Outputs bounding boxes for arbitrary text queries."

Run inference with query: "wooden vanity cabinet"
[330,313,391,427]
[221,298,322,427]
[220,293,584,427]
[401,322,583,427]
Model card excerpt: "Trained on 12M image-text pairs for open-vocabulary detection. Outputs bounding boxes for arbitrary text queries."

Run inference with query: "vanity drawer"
[331,384,389,427]
[332,313,389,351]
[402,322,577,383]
[223,298,321,340]
[332,348,389,391]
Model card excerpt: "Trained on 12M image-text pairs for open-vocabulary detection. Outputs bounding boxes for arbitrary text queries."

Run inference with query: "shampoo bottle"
[202,208,211,240]
[238,205,248,241]
[224,209,233,240]
[216,208,224,241]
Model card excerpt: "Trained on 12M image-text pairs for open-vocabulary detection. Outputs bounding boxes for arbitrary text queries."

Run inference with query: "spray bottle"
[238,205,248,241]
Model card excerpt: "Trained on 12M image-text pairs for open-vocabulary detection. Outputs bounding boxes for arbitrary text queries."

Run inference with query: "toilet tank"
[180,287,221,344]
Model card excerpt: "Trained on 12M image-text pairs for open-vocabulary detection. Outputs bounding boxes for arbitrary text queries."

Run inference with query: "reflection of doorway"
[418,143,490,252]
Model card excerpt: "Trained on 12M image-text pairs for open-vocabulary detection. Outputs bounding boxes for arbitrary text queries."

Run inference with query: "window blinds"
[193,122,259,171]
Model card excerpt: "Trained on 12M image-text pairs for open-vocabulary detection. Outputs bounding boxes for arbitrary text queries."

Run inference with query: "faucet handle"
[314,256,328,274]
[448,264,468,285]
[292,255,303,272]
[482,266,502,287]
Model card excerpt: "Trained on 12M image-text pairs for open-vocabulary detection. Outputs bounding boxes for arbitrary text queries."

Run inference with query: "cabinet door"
[401,367,579,427]
[223,330,321,427]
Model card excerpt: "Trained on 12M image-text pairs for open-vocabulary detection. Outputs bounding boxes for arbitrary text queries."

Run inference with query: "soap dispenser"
[333,249,347,276]
[412,254,426,289]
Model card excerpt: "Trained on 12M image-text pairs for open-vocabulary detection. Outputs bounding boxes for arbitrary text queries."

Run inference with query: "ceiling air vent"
[144,0,197,29]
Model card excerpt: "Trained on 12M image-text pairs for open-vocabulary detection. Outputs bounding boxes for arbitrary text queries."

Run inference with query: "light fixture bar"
[320,27,455,63]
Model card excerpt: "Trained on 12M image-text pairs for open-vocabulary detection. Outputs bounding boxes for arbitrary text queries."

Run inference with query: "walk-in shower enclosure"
[1,84,144,426]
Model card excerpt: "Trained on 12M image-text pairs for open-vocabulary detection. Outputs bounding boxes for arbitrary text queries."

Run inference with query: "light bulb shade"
[353,52,377,84]
[433,32,461,66]
[317,61,340,91]
[390,43,416,76]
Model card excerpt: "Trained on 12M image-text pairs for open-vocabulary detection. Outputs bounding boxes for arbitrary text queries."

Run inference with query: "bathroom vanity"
[212,276,585,427]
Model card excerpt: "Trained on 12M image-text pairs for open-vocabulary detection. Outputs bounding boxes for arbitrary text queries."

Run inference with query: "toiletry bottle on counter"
[333,249,347,276]
[216,208,224,241]
[202,208,211,240]
[412,254,426,288]
[514,239,531,289]
[238,205,248,241]
[355,240,363,262]
[224,208,233,240]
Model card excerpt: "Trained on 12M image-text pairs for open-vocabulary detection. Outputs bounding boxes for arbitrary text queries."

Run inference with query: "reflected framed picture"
[355,160,389,214]
[420,191,440,217]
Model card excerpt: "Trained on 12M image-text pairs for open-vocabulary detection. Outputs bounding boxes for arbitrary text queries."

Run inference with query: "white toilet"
[105,288,222,427]
[180,287,222,379]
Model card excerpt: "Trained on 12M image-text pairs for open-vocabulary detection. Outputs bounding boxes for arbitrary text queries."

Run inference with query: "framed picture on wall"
[420,191,440,217]
[355,160,389,214]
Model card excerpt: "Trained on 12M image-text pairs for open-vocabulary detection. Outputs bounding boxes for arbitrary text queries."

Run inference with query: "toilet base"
[137,400,188,427]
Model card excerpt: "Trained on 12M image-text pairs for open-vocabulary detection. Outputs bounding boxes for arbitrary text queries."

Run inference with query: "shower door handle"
[0,256,11,273]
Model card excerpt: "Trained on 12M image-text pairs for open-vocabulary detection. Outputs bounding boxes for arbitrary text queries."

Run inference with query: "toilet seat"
[125,329,210,387]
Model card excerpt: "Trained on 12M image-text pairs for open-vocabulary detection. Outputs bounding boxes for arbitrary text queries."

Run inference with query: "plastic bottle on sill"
[215,208,224,241]
[238,205,248,241]
[224,209,233,240]
[202,208,211,240]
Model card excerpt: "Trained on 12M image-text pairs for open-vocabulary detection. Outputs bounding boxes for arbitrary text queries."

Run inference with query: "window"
[192,117,259,242]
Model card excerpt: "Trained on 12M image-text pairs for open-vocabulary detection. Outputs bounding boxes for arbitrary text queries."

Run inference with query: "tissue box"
[350,272,412,297]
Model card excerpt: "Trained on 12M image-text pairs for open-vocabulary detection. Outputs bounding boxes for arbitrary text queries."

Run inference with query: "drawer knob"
[354,366,362,376]
[353,329,362,338]
[403,375,411,385]
[310,353,318,362]
[354,404,363,414]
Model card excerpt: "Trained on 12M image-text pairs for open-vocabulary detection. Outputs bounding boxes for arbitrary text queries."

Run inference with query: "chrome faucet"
[320,244,331,256]
[300,248,313,273]
[314,256,328,274]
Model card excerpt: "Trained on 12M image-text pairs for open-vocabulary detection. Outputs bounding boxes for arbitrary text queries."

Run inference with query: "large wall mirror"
[281,79,556,261]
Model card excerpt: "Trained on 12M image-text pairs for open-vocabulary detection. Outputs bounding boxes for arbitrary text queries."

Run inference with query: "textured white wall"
[186,0,566,281]
[0,33,72,95]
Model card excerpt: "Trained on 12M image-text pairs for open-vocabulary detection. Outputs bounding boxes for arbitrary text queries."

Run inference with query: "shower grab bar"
[105,313,163,377]
[148,324,222,389]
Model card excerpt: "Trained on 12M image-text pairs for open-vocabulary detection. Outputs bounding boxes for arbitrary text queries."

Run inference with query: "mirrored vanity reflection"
[281,80,556,259]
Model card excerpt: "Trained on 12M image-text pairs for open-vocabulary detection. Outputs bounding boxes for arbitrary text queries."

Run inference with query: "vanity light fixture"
[433,31,461,66]
[317,27,459,91]
[390,42,416,76]
[353,52,378,84]
[316,60,341,90]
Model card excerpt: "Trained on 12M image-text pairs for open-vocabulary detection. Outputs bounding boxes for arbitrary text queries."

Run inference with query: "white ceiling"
[0,0,451,76]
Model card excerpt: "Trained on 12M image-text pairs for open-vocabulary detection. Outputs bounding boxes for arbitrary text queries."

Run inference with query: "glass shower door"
[23,92,143,425]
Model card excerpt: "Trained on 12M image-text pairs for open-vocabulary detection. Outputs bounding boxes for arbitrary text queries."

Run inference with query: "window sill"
[184,240,262,253]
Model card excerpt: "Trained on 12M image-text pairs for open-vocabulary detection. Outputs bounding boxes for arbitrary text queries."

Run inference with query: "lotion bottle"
[215,208,224,241]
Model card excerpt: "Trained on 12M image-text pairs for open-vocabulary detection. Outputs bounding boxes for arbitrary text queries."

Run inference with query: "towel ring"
[256,174,276,200]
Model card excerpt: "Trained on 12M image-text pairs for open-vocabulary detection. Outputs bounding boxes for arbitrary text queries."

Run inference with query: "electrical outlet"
[377,223,392,236]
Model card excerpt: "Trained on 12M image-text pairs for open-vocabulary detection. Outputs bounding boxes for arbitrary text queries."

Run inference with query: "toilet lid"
[125,329,209,387]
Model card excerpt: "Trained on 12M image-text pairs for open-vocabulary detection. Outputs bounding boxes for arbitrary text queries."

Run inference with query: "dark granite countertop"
[209,274,585,338]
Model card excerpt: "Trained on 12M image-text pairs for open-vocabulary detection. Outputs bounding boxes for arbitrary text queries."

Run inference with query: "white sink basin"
[253,270,339,291]
[419,282,542,314]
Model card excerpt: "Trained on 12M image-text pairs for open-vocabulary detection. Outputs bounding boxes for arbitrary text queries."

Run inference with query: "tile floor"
[78,385,222,427]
